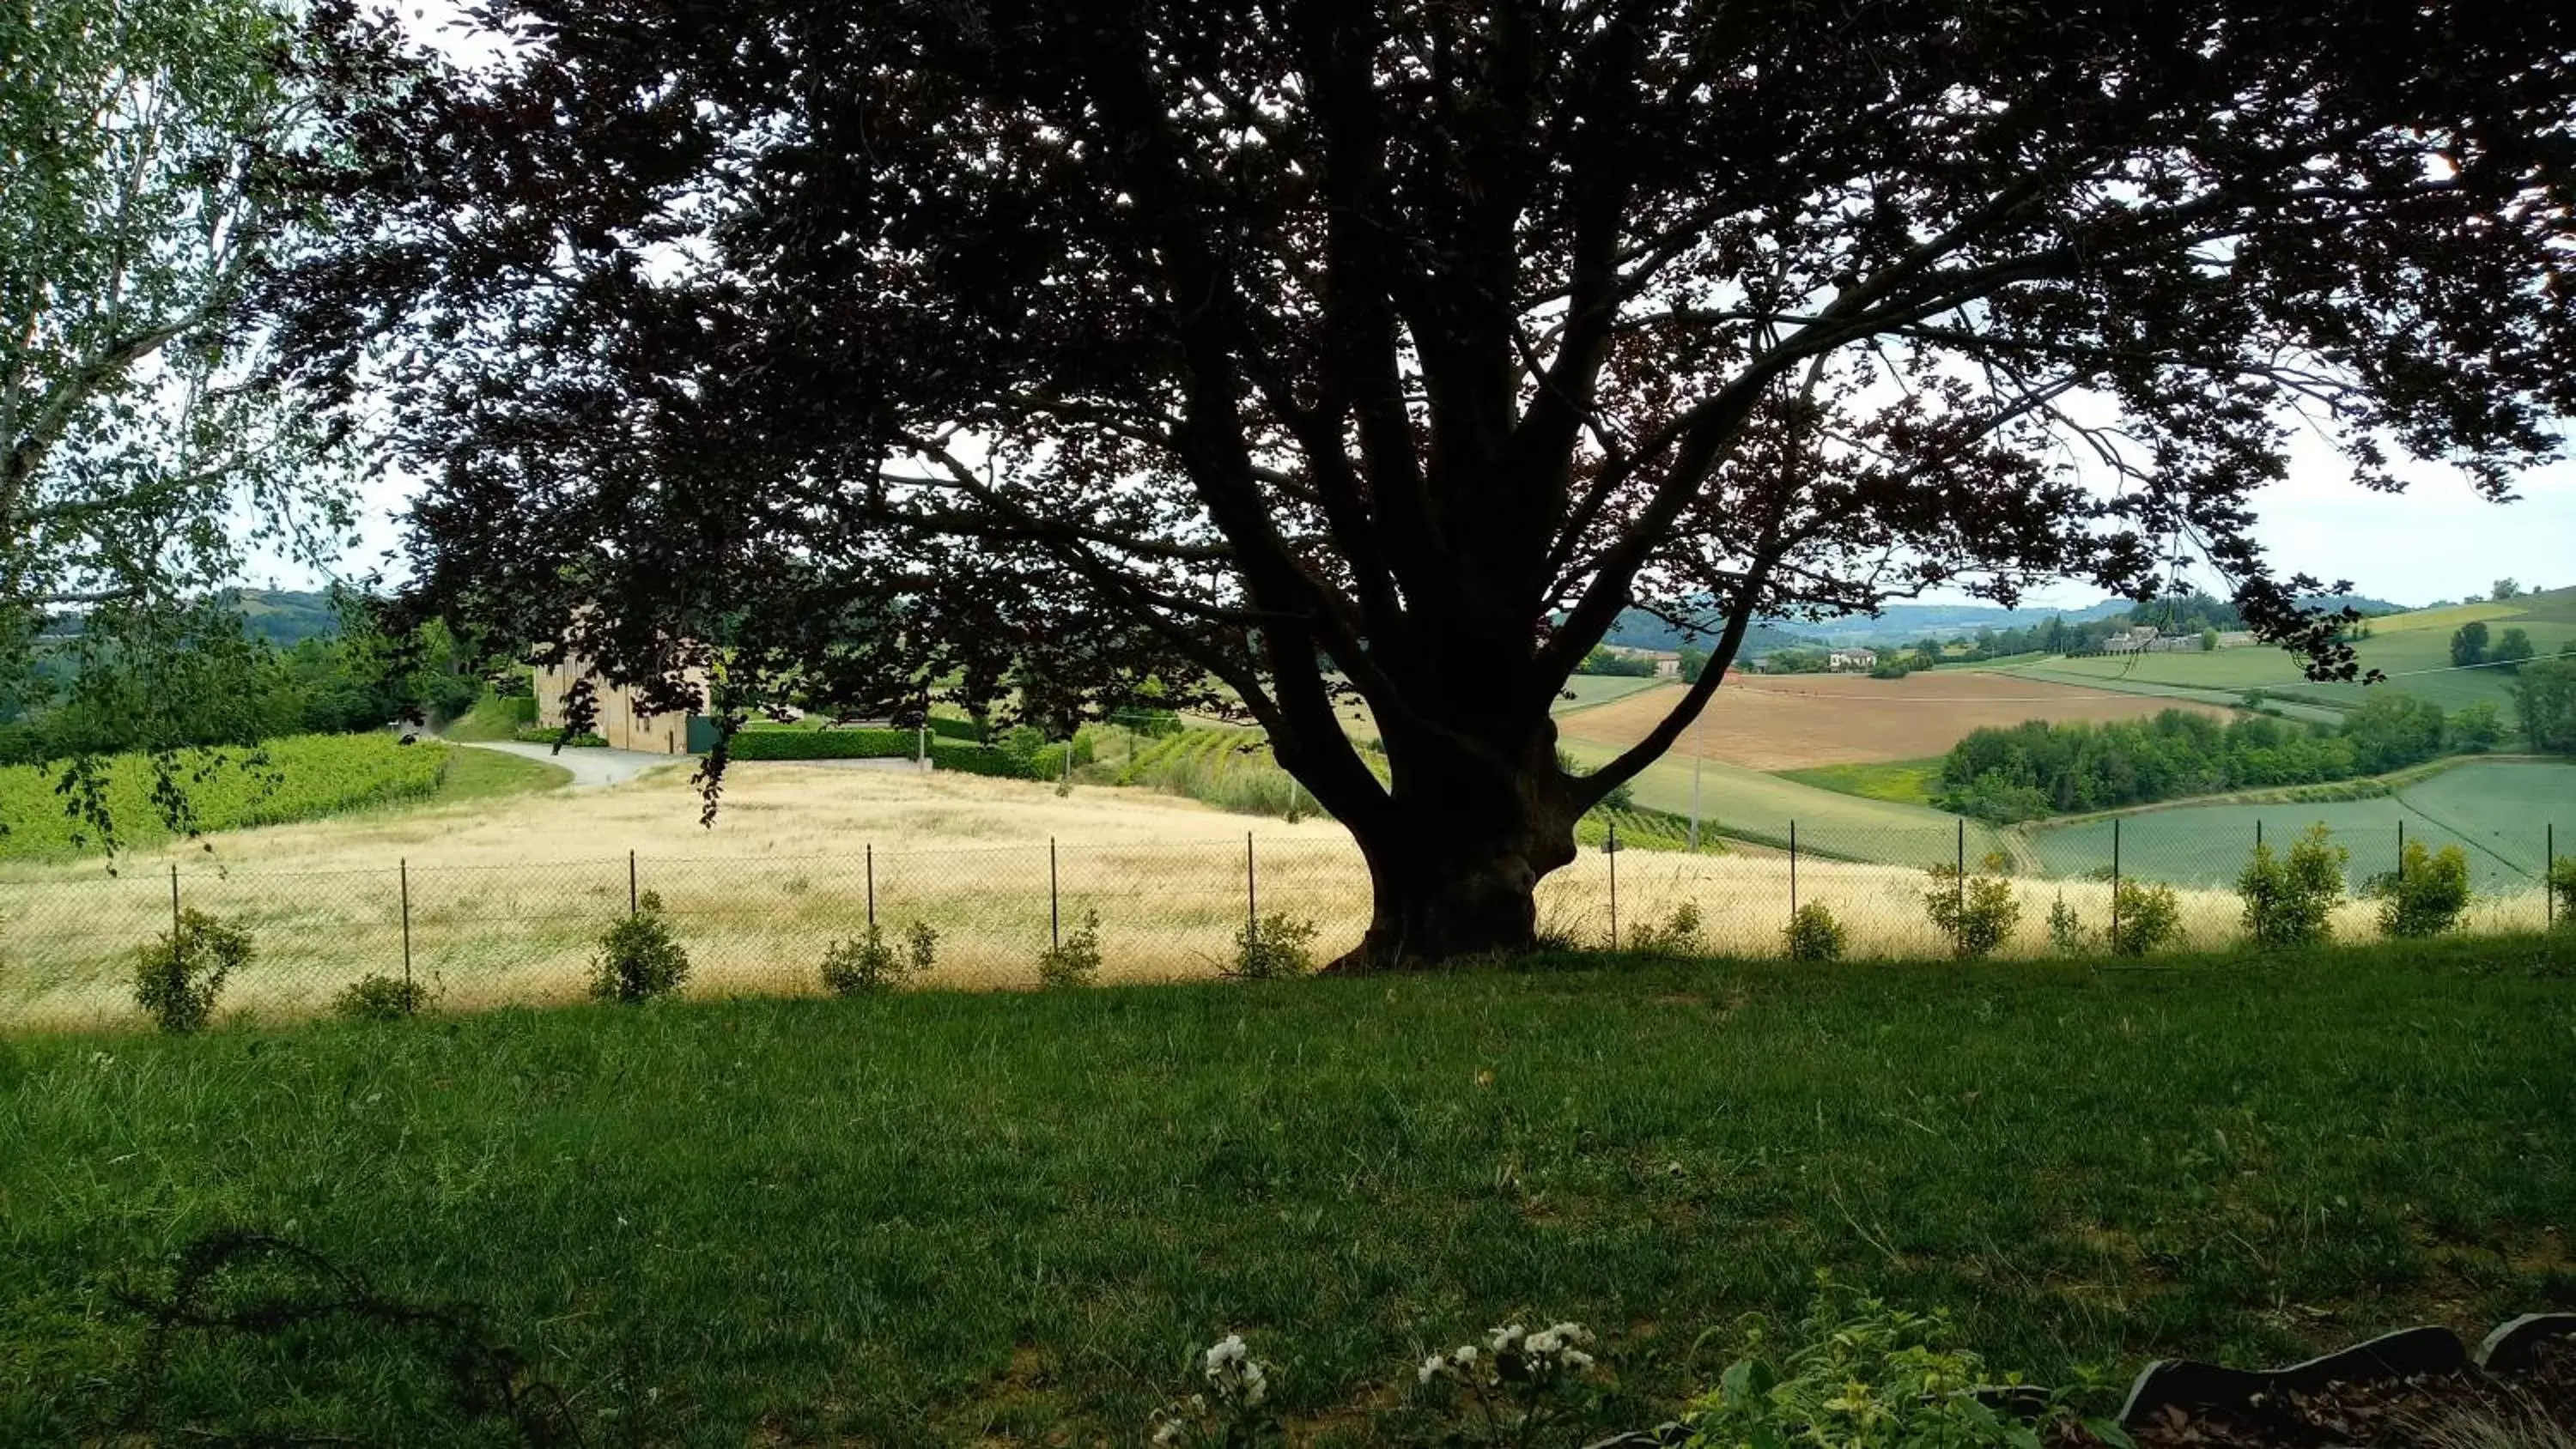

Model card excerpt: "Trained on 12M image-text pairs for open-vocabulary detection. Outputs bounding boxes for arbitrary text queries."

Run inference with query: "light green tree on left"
[1,0,361,849]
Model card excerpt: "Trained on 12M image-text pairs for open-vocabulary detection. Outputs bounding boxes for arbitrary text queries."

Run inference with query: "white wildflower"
[1150,1419,1185,1447]
[1563,1347,1596,1371]
[1200,1333,1269,1410]
[1203,1334,1247,1374]
[1420,1354,1448,1384]
[1490,1323,1526,1354]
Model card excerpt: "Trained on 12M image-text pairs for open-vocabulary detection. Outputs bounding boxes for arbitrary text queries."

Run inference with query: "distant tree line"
[1574,646,1662,679]
[1936,694,2480,822]
[0,621,483,767]
[2448,620,2543,670]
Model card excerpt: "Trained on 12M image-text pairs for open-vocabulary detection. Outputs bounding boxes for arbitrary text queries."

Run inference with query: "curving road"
[456,740,680,790]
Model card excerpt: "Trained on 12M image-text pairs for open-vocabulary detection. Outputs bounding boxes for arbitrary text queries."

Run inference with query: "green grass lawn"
[432,743,572,803]
[8,936,2572,1446]
[438,688,539,742]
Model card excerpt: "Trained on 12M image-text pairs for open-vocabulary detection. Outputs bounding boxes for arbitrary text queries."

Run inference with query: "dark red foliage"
[273,0,2576,964]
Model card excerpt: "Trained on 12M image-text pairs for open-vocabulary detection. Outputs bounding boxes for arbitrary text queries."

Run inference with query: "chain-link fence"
[2,813,2567,1033]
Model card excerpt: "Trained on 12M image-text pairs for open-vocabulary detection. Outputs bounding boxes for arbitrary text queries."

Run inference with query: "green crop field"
[0,736,460,862]
[1775,758,1942,805]
[2022,759,2576,890]
[5,936,2571,1445]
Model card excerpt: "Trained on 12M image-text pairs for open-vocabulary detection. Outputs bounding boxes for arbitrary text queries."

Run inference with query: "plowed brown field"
[1558,671,2234,771]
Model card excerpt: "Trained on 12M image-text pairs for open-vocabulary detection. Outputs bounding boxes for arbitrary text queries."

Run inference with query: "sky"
[264,5,2576,615]
[282,442,2573,614]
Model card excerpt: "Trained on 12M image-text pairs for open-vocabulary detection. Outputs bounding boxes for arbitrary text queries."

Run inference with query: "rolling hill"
[1999,585,2576,718]
[224,588,346,646]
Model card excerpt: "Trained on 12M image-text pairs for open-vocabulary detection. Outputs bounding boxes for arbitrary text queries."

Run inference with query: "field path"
[458,740,676,789]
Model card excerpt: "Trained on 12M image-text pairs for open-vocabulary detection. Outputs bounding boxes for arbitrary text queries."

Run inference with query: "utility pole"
[1688,703,1704,852]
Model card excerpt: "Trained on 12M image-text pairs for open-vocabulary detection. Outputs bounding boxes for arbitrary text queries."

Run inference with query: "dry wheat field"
[0,758,2555,1031]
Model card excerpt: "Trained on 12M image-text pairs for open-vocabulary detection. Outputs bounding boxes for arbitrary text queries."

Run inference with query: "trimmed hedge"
[929,737,1037,779]
[730,728,917,761]
[927,717,985,743]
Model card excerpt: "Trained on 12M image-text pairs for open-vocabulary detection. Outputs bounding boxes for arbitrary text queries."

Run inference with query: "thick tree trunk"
[1320,721,1582,973]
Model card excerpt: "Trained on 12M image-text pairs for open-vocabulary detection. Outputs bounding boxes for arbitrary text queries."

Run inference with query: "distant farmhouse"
[2099,626,2211,655]
[1826,647,1878,671]
[1600,644,1683,679]
[533,651,715,755]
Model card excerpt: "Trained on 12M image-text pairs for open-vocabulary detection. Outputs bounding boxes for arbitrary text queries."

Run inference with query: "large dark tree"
[284,0,2576,967]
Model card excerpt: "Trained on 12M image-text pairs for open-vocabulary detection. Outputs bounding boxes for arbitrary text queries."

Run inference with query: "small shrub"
[1037,909,1103,988]
[588,891,691,1003]
[1783,902,1845,961]
[1229,912,1320,980]
[513,726,606,748]
[332,973,430,1022]
[1681,1279,2122,1449]
[820,925,905,996]
[132,909,253,1034]
[1923,853,2021,959]
[2238,824,2347,949]
[1627,901,1704,957]
[2046,894,2088,955]
[2380,840,2473,938]
[2551,857,2576,930]
[2109,877,2182,956]
[819,920,937,992]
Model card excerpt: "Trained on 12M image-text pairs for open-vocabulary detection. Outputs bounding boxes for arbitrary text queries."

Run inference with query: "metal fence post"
[1607,820,1619,950]
[2256,818,2263,852]
[1049,837,1060,949]
[2111,817,2123,954]
[1789,820,1799,920]
[1245,832,1257,953]
[2397,820,2406,882]
[866,843,876,931]
[629,850,639,916]
[169,862,181,940]
[401,858,413,988]
[2549,823,2556,931]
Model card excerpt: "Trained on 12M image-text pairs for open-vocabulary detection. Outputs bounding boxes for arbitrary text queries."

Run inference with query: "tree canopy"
[283,0,2576,966]
[3,0,364,839]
